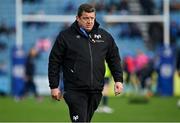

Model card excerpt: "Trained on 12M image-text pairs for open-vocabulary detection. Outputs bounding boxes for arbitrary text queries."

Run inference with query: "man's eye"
[84,17,88,20]
[82,17,94,21]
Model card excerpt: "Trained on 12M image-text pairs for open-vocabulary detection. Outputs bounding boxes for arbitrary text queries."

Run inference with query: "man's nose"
[87,18,93,23]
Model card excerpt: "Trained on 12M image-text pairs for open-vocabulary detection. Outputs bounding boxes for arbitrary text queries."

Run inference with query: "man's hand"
[51,88,62,101]
[114,82,123,96]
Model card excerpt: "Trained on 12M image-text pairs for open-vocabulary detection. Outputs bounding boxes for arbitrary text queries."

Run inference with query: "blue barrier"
[11,46,26,97]
[157,46,175,96]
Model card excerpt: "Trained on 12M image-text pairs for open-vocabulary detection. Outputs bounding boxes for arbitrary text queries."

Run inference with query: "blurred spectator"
[0,42,7,51]
[129,23,142,38]
[134,50,149,89]
[21,47,42,101]
[170,0,180,11]
[0,41,7,75]
[106,1,117,14]
[35,37,51,52]
[170,21,180,44]
[135,49,149,73]
[24,11,48,28]
[0,91,6,97]
[89,0,106,12]
[96,62,113,114]
[120,23,131,38]
[120,23,142,38]
[0,21,15,36]
[117,0,129,15]
[138,59,154,89]
[23,0,42,4]
[0,62,7,75]
[139,0,155,15]
[0,22,9,35]
[96,0,106,12]
[64,1,76,14]
[148,23,163,49]
[123,55,135,84]
[176,46,180,76]
[61,22,71,30]
[90,0,129,14]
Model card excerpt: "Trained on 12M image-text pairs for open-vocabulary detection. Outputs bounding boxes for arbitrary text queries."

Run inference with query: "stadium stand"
[0,0,179,96]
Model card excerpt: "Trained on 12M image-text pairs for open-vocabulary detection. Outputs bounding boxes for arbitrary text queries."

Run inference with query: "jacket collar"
[71,20,100,37]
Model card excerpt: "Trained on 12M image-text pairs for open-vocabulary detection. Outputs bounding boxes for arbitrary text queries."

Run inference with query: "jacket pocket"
[63,65,77,82]
[74,60,91,83]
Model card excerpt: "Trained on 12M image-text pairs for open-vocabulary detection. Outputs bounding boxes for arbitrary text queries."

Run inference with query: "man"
[23,47,41,101]
[96,62,114,113]
[48,3,123,122]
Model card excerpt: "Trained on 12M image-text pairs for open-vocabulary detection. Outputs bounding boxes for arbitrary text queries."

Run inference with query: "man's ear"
[76,16,79,22]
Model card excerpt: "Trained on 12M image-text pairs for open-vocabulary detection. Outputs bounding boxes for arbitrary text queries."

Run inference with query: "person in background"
[48,3,123,122]
[22,47,42,101]
[134,50,149,89]
[96,62,114,113]
[176,47,180,108]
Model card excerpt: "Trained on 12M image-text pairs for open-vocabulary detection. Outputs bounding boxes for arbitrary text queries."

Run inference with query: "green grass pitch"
[0,96,180,122]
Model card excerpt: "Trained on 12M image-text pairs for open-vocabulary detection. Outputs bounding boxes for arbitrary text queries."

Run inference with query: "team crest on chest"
[93,34,104,43]
[76,35,80,39]
[94,34,102,39]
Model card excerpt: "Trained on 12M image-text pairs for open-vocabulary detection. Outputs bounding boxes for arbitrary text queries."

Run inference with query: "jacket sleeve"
[105,34,123,83]
[48,32,66,89]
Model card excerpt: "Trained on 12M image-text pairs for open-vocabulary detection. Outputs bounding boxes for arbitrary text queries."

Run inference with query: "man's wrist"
[115,81,123,84]
[49,85,59,89]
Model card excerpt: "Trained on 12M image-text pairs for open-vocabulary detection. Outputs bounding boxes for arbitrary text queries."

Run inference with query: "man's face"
[76,11,95,32]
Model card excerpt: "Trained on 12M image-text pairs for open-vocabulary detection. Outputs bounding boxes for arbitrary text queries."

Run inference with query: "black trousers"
[63,90,102,122]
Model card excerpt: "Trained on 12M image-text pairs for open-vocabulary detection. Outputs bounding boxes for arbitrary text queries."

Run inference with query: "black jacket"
[48,20,123,92]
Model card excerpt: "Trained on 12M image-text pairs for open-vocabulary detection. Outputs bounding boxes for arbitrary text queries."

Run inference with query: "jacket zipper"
[88,38,93,88]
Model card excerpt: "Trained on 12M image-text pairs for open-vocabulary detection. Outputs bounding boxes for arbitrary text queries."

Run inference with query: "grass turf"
[0,96,180,122]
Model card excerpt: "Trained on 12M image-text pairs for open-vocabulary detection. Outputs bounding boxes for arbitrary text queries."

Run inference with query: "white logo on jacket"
[93,34,104,43]
[76,35,80,39]
[94,34,101,39]
[73,115,79,121]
